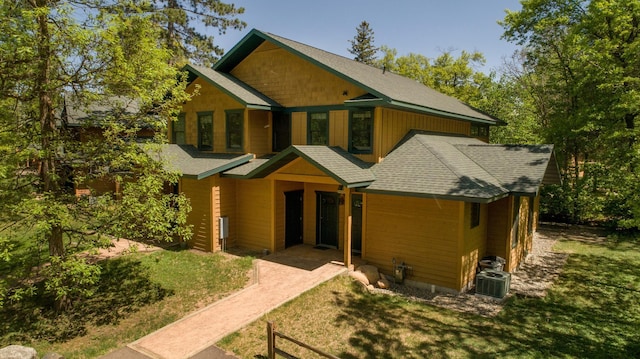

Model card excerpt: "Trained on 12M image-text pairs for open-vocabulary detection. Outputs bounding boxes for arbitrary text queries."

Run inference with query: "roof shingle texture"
[367,132,554,201]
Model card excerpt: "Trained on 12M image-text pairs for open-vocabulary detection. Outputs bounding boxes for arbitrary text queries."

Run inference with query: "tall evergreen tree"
[0,0,192,310]
[348,21,378,65]
[146,0,246,66]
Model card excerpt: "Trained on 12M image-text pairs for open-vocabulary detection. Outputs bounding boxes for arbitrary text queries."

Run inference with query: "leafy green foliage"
[501,0,640,227]
[0,0,194,311]
[145,0,246,66]
[348,21,379,65]
[375,46,493,105]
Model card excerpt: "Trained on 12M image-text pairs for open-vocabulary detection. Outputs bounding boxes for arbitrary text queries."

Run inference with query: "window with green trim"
[226,110,243,151]
[308,112,329,145]
[471,124,489,137]
[349,109,373,154]
[172,113,186,144]
[197,111,213,151]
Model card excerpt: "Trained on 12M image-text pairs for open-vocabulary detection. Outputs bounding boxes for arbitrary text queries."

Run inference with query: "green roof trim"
[359,188,509,204]
[226,145,375,188]
[183,64,282,110]
[213,29,503,125]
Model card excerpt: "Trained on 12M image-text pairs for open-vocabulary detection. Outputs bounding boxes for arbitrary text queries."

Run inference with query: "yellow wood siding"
[235,179,272,250]
[507,196,534,272]
[329,110,349,148]
[377,108,470,160]
[230,41,367,107]
[248,110,270,155]
[181,77,243,152]
[279,158,327,176]
[486,197,510,260]
[460,203,488,289]
[291,112,306,145]
[216,176,237,250]
[181,177,212,251]
[364,194,462,289]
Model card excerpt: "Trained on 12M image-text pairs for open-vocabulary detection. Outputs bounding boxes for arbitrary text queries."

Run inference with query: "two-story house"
[156,29,559,292]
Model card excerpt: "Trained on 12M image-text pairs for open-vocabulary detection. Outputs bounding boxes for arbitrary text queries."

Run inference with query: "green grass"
[0,249,254,358]
[219,231,640,359]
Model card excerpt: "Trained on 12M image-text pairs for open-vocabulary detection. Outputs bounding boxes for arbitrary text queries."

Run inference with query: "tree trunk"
[34,0,64,257]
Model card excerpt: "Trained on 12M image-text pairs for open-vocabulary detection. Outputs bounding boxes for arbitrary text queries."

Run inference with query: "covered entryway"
[284,190,304,248]
[316,191,339,248]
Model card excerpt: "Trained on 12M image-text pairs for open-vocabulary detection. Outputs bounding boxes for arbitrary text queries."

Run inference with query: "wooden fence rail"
[267,321,341,359]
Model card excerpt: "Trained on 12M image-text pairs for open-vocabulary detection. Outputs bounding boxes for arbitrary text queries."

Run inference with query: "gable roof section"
[213,29,502,125]
[147,144,253,180]
[224,145,375,188]
[456,144,560,194]
[183,64,282,110]
[363,131,557,202]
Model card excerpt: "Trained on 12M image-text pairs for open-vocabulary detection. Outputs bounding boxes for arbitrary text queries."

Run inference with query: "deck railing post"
[267,321,275,359]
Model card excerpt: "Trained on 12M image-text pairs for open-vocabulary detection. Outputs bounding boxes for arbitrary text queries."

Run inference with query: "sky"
[214,0,524,74]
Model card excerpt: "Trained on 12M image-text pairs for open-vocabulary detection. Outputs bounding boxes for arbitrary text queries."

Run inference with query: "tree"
[0,0,192,310]
[348,21,379,65]
[145,0,246,66]
[501,0,640,227]
[375,46,493,105]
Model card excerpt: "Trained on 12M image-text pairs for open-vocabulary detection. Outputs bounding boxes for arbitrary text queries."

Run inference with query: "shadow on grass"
[0,256,172,343]
[333,242,640,358]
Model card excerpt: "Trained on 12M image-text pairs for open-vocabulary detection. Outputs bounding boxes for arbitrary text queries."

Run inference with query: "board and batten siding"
[486,196,510,260]
[230,41,367,108]
[364,194,462,289]
[181,177,212,252]
[248,110,271,156]
[235,179,272,251]
[460,202,488,290]
[376,108,470,159]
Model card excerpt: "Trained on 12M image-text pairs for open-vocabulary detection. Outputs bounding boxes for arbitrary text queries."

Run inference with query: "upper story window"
[308,112,329,145]
[226,110,243,152]
[172,113,186,145]
[349,108,373,154]
[471,124,489,138]
[197,111,213,151]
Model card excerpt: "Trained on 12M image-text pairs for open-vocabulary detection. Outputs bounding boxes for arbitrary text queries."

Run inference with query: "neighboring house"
[157,29,560,292]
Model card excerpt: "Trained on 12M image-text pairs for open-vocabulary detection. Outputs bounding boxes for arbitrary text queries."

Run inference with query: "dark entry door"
[285,190,303,247]
[351,194,363,254]
[272,112,291,152]
[316,192,339,248]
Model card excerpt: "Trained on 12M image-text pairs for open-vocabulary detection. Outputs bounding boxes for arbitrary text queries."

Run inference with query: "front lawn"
[0,249,254,358]
[219,229,640,358]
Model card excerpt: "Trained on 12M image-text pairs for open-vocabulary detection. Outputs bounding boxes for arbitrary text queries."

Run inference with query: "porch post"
[343,187,352,269]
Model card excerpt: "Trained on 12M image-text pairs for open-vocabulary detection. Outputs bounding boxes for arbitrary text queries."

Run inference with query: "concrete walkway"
[104,246,347,359]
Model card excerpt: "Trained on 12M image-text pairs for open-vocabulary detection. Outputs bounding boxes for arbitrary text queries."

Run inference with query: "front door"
[351,194,363,254]
[316,192,339,248]
[285,190,304,248]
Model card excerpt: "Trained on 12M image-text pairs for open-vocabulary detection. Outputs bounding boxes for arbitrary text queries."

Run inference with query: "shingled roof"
[362,131,558,202]
[224,145,375,188]
[183,64,282,110]
[147,144,253,180]
[205,29,502,125]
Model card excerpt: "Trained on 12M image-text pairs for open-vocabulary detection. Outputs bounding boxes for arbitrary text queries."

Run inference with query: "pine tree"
[149,0,246,66]
[348,21,379,65]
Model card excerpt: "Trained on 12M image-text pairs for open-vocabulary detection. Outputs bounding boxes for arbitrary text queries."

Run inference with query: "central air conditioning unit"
[476,269,511,299]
